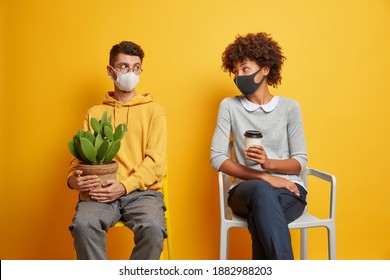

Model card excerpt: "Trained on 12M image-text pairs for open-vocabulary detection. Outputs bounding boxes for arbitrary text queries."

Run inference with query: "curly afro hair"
[222,32,286,87]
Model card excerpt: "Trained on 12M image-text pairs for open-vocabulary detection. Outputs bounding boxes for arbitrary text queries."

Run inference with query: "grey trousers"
[69,190,167,260]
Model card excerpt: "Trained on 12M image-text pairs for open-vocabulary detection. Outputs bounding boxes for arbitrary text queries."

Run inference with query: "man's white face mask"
[109,66,139,92]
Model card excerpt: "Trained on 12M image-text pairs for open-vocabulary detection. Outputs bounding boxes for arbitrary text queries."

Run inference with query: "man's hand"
[89,180,126,203]
[68,170,100,192]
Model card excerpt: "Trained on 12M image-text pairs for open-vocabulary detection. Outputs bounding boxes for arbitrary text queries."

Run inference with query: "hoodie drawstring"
[113,102,129,132]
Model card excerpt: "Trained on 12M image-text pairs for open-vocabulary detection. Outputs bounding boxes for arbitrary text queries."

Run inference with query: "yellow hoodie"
[67,92,167,194]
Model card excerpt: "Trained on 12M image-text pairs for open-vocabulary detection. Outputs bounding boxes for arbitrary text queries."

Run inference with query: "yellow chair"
[74,170,173,260]
[110,173,173,260]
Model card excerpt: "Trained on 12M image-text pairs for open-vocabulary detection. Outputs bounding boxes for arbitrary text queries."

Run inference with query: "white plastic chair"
[218,144,336,260]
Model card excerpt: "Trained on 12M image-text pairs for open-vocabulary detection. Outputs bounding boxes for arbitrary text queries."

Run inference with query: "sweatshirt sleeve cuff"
[210,155,229,171]
[292,156,307,173]
[120,177,142,194]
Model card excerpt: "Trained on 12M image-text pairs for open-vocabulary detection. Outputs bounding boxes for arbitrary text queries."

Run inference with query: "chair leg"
[160,239,169,260]
[327,226,336,260]
[165,216,173,260]
[220,225,229,260]
[300,228,308,260]
[166,236,173,260]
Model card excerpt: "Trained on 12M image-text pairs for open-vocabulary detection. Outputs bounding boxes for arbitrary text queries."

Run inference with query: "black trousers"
[228,180,307,260]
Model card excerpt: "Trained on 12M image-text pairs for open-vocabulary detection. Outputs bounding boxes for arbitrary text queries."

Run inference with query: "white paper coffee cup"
[244,130,263,150]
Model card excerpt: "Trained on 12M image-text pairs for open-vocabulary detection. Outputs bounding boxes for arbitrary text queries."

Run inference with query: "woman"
[210,33,308,260]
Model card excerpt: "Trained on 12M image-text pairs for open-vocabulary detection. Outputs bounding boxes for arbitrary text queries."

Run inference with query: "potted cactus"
[67,111,126,201]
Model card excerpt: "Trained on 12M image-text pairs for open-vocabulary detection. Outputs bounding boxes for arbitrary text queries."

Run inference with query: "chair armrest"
[305,168,335,183]
[305,168,337,220]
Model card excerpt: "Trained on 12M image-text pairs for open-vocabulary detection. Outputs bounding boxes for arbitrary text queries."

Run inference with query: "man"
[67,41,167,260]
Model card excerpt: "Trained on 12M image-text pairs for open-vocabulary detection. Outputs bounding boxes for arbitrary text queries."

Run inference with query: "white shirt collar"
[240,95,280,112]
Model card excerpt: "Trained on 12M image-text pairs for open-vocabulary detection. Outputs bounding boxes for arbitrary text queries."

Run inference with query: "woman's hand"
[245,145,302,175]
[245,145,271,169]
[262,173,300,196]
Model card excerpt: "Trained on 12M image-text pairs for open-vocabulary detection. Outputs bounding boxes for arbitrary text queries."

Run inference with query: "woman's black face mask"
[234,68,267,95]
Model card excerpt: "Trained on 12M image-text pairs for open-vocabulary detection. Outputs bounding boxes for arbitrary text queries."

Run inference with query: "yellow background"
[1,0,389,260]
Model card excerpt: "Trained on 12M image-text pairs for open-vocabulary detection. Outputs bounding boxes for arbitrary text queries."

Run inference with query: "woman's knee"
[250,181,275,201]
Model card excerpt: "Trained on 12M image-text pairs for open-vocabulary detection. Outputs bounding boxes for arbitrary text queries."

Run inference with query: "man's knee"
[135,218,167,242]
[69,216,104,238]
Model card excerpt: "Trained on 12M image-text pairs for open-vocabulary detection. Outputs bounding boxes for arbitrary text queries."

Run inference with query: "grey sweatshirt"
[210,95,308,188]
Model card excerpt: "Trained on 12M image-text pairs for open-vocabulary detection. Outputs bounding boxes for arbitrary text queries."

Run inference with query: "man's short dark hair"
[109,41,145,66]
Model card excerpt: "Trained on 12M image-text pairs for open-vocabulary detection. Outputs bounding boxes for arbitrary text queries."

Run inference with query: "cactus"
[67,111,126,164]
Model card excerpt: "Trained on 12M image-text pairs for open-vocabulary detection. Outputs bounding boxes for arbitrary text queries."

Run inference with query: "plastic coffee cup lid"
[244,130,263,138]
